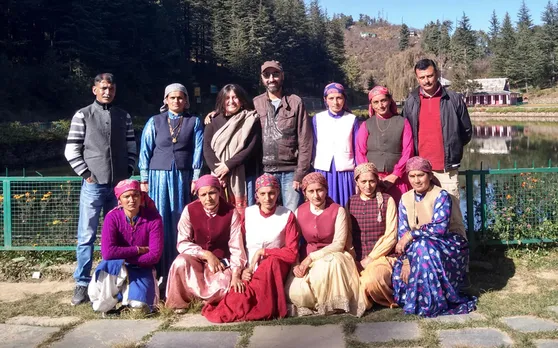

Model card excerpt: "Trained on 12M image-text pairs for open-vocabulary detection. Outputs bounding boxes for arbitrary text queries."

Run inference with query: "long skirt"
[316,161,354,207]
[286,251,368,317]
[148,166,193,282]
[88,259,158,313]
[165,254,232,310]
[392,233,477,317]
[202,256,291,323]
[360,255,397,308]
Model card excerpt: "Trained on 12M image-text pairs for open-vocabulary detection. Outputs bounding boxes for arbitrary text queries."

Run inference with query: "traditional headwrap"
[323,82,350,113]
[353,163,385,222]
[255,173,280,192]
[114,179,140,200]
[406,156,433,173]
[160,83,189,113]
[194,174,221,193]
[301,172,328,192]
[368,85,398,117]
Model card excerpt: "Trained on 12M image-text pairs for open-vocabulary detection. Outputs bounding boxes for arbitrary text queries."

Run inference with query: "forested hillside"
[0,0,346,121]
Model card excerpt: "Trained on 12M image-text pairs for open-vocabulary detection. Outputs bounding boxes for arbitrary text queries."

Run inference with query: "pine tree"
[451,12,477,67]
[399,24,410,51]
[488,10,500,54]
[492,12,516,78]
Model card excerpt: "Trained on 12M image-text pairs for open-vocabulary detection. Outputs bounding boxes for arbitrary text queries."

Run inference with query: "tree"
[451,12,477,67]
[384,47,430,101]
[399,24,410,51]
[491,12,516,79]
[488,10,500,54]
[342,56,361,90]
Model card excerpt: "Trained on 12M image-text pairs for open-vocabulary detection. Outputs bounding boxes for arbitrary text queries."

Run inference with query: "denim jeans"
[267,171,303,212]
[74,181,117,286]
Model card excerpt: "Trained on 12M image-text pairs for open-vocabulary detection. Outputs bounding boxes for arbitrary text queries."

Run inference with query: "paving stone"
[0,323,59,348]
[249,325,343,348]
[146,331,240,348]
[547,306,558,315]
[172,314,237,328]
[354,321,420,343]
[439,328,513,348]
[501,316,558,333]
[5,316,81,327]
[534,339,558,348]
[50,319,161,348]
[426,312,487,323]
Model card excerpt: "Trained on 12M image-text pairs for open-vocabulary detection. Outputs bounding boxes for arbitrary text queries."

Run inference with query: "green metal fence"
[1,169,558,250]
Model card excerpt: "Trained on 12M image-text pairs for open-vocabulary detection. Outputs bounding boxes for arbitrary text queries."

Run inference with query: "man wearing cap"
[253,60,313,212]
[65,73,137,306]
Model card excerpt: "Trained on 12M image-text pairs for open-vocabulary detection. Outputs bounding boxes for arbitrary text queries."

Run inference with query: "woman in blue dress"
[392,156,476,317]
[139,83,203,286]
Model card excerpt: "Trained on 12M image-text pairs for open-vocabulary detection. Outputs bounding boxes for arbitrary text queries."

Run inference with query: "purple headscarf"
[323,82,351,113]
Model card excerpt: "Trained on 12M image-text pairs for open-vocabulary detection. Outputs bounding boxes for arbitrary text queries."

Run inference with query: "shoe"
[71,285,89,306]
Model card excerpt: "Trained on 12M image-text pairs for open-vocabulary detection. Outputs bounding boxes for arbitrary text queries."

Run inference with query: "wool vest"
[149,112,197,171]
[187,197,235,259]
[365,115,405,173]
[244,205,290,269]
[313,111,356,172]
[347,193,390,261]
[401,185,466,239]
[297,199,340,259]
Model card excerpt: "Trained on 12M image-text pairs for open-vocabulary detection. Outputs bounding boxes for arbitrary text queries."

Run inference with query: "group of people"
[64,57,476,320]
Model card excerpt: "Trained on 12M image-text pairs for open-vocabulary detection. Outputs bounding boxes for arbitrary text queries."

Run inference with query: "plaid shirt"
[346,193,389,261]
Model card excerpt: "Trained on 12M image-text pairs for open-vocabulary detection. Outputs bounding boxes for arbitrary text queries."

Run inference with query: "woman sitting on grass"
[392,156,477,317]
[88,179,163,313]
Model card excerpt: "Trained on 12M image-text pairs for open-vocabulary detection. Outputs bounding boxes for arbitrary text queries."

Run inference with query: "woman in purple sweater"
[88,179,164,313]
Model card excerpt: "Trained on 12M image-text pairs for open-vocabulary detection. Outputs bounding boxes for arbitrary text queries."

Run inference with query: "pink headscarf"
[323,82,350,113]
[301,172,328,192]
[194,174,221,193]
[368,86,398,117]
[114,179,140,200]
[406,156,433,173]
[255,173,280,192]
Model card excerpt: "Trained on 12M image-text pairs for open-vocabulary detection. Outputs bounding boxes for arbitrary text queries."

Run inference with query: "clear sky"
[312,0,550,32]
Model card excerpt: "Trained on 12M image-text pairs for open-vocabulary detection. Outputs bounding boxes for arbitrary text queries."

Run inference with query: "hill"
[344,23,421,90]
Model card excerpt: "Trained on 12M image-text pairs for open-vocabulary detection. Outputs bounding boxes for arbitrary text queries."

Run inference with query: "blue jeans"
[74,181,117,286]
[267,171,302,212]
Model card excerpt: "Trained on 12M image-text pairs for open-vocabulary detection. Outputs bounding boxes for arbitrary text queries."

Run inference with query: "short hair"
[214,84,254,116]
[414,59,438,73]
[94,73,115,85]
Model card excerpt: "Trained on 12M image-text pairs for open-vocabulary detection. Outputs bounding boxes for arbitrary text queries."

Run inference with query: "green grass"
[2,248,558,347]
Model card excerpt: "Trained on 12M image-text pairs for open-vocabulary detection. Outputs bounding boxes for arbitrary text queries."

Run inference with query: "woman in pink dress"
[165,175,247,312]
[356,86,413,204]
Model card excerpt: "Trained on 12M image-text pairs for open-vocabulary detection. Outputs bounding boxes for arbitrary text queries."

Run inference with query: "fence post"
[480,171,487,236]
[465,171,476,251]
[2,179,12,248]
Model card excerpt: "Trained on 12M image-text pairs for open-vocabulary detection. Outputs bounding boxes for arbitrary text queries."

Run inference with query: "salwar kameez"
[139,113,203,281]
[392,187,477,317]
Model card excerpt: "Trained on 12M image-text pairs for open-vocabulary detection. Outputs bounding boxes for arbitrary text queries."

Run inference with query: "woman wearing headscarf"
[392,156,476,317]
[203,84,262,216]
[165,175,247,312]
[346,162,398,308]
[312,82,359,207]
[202,173,299,322]
[88,179,163,313]
[285,172,368,317]
[139,83,203,284]
[356,86,413,204]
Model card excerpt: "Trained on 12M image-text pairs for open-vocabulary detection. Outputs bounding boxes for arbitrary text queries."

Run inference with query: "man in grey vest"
[65,73,138,305]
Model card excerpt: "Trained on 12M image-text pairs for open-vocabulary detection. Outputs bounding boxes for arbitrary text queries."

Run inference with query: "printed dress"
[392,187,477,317]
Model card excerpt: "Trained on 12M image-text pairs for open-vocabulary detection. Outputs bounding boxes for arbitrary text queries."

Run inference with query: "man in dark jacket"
[253,60,313,212]
[65,73,137,305]
[402,59,472,198]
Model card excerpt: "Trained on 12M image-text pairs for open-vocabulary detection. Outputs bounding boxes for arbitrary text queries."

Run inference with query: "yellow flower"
[13,194,23,200]
[25,192,30,198]
[52,220,61,225]
[33,190,37,194]
[506,194,512,200]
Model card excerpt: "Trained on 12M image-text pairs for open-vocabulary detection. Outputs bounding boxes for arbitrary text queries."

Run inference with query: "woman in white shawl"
[203,84,262,216]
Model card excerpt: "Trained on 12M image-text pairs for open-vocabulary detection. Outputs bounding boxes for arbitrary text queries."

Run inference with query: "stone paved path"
[2,311,558,347]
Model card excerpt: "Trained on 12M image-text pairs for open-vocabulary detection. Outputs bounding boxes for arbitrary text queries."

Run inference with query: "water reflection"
[462,124,558,170]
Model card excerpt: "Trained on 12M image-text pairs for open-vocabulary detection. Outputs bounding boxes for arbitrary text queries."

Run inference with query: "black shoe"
[71,285,89,306]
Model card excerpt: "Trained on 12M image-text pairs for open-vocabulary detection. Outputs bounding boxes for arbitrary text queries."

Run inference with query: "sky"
[312,0,550,32]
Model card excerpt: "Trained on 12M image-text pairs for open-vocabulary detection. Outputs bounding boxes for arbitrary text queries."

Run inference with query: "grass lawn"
[1,246,558,347]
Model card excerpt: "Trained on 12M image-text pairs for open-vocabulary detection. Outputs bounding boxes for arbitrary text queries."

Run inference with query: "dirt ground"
[0,280,74,303]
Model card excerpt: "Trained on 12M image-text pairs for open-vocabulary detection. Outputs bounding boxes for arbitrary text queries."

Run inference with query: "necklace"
[375,115,392,133]
[167,115,184,144]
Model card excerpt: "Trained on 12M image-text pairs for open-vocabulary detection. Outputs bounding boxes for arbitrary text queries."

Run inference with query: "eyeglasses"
[262,71,281,79]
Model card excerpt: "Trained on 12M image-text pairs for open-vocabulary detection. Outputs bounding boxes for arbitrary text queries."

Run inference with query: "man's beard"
[266,82,282,93]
